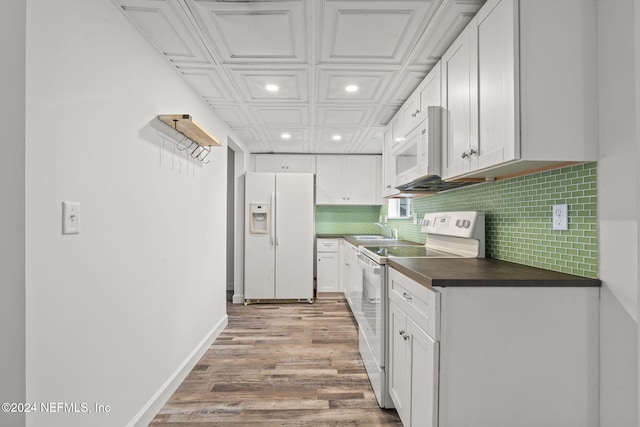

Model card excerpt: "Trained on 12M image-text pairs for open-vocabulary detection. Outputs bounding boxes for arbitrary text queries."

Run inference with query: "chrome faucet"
[375,222,398,239]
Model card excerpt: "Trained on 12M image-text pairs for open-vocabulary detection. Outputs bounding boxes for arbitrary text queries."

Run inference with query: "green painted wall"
[316,162,598,279]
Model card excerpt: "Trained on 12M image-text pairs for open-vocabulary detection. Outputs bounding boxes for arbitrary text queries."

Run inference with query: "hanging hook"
[176,136,189,151]
[185,141,199,156]
[198,146,212,163]
[191,144,205,159]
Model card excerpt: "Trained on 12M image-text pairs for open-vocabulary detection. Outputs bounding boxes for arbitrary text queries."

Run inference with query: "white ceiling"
[113,0,486,154]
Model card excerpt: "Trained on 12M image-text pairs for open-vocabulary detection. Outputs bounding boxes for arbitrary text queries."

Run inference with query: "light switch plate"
[62,201,80,234]
[552,204,568,231]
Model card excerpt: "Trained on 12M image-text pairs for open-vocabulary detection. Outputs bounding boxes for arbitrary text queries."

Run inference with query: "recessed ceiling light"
[332,135,342,141]
[345,85,359,93]
[281,133,291,140]
[265,84,280,92]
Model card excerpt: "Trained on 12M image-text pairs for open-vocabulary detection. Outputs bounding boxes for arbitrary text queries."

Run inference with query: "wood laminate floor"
[150,299,402,426]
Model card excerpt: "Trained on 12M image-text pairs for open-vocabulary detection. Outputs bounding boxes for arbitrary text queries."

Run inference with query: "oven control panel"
[420,211,484,239]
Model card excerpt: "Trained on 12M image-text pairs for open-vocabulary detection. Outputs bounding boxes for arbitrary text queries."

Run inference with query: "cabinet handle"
[403,333,410,341]
[461,149,478,159]
[402,292,413,302]
[399,329,406,336]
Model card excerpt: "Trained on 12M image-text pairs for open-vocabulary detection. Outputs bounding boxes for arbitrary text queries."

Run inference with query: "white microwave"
[391,106,442,188]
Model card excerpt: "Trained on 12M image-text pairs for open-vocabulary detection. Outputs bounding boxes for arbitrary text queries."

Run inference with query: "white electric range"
[355,211,485,408]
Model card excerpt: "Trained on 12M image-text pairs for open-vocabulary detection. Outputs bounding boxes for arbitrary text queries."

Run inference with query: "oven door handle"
[356,252,381,274]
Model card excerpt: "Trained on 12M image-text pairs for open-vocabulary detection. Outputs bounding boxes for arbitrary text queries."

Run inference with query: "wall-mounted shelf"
[157,114,221,147]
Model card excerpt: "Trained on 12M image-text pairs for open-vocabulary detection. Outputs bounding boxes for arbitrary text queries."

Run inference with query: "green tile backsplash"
[316,205,381,235]
[385,162,598,278]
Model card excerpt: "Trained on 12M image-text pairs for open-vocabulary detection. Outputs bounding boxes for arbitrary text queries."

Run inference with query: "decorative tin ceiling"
[113,0,485,153]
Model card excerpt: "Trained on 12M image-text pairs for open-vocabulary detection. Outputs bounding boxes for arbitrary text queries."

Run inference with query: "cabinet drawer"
[388,268,440,340]
[317,238,340,252]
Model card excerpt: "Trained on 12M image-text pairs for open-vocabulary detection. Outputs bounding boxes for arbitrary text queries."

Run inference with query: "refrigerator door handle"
[275,191,280,246]
[270,191,275,246]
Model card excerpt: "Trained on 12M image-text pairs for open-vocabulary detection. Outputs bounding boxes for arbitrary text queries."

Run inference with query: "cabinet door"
[315,156,345,204]
[389,301,411,425]
[471,0,517,171]
[284,155,316,173]
[345,156,380,205]
[390,115,404,149]
[402,92,422,136]
[410,319,439,427]
[382,128,400,197]
[441,28,473,179]
[420,61,441,109]
[317,252,340,293]
[255,155,286,172]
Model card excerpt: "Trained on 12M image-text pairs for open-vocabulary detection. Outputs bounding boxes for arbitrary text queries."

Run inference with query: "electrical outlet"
[62,201,80,234]
[552,204,568,231]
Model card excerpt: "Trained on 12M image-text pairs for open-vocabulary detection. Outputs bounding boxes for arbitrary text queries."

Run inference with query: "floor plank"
[150,299,402,426]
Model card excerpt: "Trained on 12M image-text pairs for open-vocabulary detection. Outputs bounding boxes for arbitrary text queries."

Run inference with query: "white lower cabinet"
[388,271,439,427]
[316,239,340,295]
[388,267,600,427]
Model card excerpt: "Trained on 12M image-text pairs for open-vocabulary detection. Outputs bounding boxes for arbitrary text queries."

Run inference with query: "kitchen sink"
[352,235,394,240]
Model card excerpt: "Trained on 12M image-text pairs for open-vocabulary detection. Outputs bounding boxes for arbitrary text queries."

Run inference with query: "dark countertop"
[388,257,601,288]
[316,234,419,247]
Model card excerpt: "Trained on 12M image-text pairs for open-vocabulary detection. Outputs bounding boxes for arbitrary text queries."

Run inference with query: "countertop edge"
[387,258,602,288]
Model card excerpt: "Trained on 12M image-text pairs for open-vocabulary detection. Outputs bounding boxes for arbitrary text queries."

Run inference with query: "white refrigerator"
[244,172,314,301]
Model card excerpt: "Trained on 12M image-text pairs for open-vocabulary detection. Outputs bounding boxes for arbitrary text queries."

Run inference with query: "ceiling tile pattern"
[113,0,486,153]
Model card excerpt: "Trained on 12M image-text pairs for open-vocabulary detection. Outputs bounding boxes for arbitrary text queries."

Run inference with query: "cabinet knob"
[402,292,413,302]
[461,151,469,159]
[469,148,477,156]
[403,333,410,341]
[399,329,406,336]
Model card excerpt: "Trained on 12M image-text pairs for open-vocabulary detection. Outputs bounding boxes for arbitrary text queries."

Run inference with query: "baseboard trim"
[128,314,228,427]
[232,293,244,304]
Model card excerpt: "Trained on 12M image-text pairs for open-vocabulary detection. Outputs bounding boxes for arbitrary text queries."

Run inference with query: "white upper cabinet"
[441,26,474,178]
[316,156,381,205]
[441,0,597,180]
[401,63,442,137]
[471,0,517,171]
[382,128,401,198]
[254,154,316,173]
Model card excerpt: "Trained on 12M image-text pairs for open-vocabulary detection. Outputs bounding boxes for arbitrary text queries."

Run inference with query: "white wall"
[0,1,26,426]
[24,0,247,425]
[597,0,639,425]
[636,0,640,422]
